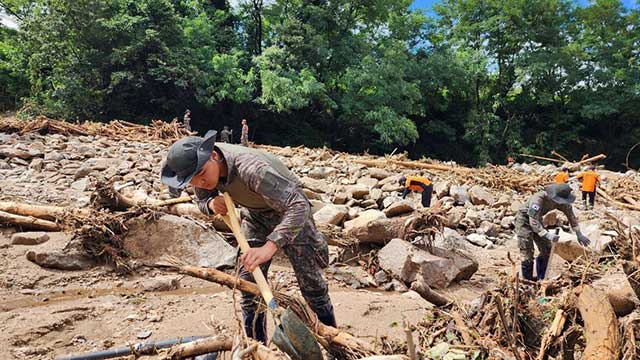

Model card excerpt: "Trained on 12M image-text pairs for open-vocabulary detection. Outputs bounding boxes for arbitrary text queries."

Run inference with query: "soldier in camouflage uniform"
[160,130,336,344]
[515,183,591,281]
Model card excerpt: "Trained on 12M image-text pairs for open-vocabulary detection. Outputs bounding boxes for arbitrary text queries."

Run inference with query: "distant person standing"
[554,167,569,184]
[183,110,192,131]
[240,118,249,146]
[577,165,601,209]
[219,126,233,143]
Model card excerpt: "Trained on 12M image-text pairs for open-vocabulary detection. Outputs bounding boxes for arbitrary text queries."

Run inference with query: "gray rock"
[26,250,95,270]
[74,166,92,180]
[383,200,415,217]
[468,185,495,205]
[368,168,391,180]
[450,185,470,205]
[382,195,403,209]
[446,207,465,228]
[374,270,389,285]
[11,232,50,245]
[300,177,327,193]
[308,167,337,179]
[140,276,180,292]
[347,184,369,199]
[466,233,491,247]
[463,208,481,227]
[71,178,90,191]
[29,158,44,171]
[478,221,499,237]
[434,227,466,250]
[44,152,65,161]
[369,188,383,202]
[313,205,348,226]
[434,182,450,198]
[124,215,236,269]
[343,209,386,232]
[333,192,349,205]
[500,216,515,229]
[378,239,477,289]
[357,177,379,188]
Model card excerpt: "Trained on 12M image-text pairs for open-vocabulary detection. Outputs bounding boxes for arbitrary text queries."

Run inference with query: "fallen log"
[578,154,606,165]
[154,261,377,358]
[597,188,640,211]
[167,335,233,359]
[0,201,90,220]
[410,279,451,307]
[0,210,61,231]
[518,153,564,164]
[577,285,620,360]
[536,309,566,360]
[622,261,640,302]
[354,159,471,173]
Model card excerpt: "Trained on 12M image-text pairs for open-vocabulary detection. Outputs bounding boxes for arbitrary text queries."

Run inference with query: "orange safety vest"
[554,171,569,184]
[405,176,431,192]
[577,170,600,192]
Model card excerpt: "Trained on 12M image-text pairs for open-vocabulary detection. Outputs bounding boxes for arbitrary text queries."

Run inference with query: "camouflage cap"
[160,130,217,189]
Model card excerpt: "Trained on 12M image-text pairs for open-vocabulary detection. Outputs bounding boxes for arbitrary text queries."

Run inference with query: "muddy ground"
[0,225,559,360]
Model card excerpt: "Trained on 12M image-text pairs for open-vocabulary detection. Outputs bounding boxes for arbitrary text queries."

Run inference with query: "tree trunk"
[168,335,233,359]
[0,210,61,231]
[577,285,620,360]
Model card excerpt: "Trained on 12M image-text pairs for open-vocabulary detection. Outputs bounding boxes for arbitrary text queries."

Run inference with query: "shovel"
[219,192,322,360]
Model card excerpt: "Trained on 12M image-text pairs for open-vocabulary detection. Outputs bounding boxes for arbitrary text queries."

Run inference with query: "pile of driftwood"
[0,115,193,144]
[403,258,640,360]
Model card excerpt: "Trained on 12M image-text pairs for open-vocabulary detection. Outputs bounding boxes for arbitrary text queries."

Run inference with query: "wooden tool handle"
[220,192,275,306]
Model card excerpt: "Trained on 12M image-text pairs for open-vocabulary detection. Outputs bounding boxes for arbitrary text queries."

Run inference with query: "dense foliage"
[1,0,639,168]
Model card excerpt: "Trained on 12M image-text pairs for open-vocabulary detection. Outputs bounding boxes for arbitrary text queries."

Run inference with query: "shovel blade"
[272,308,322,360]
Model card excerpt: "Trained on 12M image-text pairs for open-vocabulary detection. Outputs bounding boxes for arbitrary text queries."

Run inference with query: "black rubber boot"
[314,304,337,328]
[536,255,550,280]
[521,260,534,281]
[243,311,267,344]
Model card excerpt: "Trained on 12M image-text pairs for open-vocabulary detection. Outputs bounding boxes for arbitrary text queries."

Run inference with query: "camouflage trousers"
[515,213,552,262]
[239,208,332,316]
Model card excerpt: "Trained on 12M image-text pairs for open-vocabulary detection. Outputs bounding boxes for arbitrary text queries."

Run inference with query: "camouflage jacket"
[518,190,579,237]
[194,143,309,248]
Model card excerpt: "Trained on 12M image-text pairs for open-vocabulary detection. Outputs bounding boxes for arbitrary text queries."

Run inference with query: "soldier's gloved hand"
[576,231,591,247]
[544,232,560,243]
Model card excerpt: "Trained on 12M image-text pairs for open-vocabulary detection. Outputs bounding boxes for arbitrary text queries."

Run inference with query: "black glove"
[576,231,591,247]
[544,232,560,242]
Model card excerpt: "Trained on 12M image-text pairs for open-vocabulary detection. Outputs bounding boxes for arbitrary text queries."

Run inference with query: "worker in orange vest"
[398,176,433,207]
[554,167,569,184]
[576,166,601,209]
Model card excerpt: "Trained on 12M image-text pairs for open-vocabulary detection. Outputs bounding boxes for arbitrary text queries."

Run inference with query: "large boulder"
[313,205,348,226]
[357,177,379,188]
[300,177,327,193]
[378,239,477,289]
[368,168,391,180]
[446,207,465,228]
[343,209,386,232]
[450,186,470,205]
[124,215,236,268]
[383,200,415,217]
[347,184,369,199]
[347,217,405,243]
[434,227,467,251]
[434,182,450,199]
[468,185,495,206]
